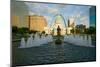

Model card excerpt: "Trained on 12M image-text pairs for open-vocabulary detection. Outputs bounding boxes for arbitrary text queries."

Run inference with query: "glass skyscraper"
[89,6,96,27]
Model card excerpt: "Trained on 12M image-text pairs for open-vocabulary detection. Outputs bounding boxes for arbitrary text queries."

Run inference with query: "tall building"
[89,6,96,27]
[67,18,75,28]
[68,19,70,27]
[11,15,19,27]
[11,0,29,28]
[29,15,47,32]
[67,18,75,34]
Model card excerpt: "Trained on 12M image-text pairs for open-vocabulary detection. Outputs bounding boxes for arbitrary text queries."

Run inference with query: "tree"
[42,31,45,34]
[17,27,29,34]
[85,26,96,34]
[12,26,18,33]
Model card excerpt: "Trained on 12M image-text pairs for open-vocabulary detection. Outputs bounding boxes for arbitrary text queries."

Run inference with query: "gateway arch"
[50,14,67,35]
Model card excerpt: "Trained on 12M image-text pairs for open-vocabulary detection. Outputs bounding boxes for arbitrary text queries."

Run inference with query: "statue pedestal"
[55,36,62,44]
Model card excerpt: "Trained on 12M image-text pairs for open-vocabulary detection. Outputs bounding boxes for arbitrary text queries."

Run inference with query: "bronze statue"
[57,25,61,36]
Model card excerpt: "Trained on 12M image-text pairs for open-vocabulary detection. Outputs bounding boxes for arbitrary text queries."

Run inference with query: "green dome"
[54,14,66,27]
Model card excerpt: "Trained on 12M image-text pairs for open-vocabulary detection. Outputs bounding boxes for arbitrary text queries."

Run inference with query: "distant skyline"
[12,0,96,28]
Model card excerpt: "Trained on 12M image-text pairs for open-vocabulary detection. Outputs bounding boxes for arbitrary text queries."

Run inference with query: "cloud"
[79,16,89,27]
[47,7,59,15]
[80,16,88,21]
[44,15,54,27]
[29,11,36,15]
[25,2,59,15]
[75,12,81,18]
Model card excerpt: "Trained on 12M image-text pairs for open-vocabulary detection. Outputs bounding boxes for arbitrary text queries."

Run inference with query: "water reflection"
[54,44,65,62]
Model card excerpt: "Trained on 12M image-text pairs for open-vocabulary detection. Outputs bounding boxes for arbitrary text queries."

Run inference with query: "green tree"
[12,26,18,33]
[85,26,96,34]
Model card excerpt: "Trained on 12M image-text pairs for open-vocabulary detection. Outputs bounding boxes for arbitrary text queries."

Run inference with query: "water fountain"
[40,34,48,45]
[64,35,94,47]
[47,35,53,43]
[32,33,41,46]
[19,37,26,48]
[19,33,54,48]
[26,34,34,48]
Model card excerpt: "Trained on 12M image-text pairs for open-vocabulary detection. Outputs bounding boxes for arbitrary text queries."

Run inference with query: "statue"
[55,25,62,44]
[57,25,61,36]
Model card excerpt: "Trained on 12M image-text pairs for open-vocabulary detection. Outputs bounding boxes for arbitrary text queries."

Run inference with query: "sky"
[13,0,96,28]
[24,2,92,28]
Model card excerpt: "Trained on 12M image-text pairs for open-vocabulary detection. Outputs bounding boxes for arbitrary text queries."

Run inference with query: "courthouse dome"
[53,14,66,27]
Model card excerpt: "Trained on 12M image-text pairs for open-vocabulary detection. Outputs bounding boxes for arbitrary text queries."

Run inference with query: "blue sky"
[24,2,93,28]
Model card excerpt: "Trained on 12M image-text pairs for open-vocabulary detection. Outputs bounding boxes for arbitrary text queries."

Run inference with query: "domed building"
[44,14,76,35]
[50,14,67,35]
